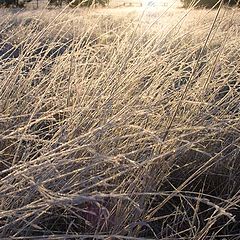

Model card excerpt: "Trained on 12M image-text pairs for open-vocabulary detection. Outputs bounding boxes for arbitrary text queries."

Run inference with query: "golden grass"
[0,4,240,239]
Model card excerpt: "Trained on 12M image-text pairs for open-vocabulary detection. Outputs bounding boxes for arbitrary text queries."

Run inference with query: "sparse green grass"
[0,5,240,239]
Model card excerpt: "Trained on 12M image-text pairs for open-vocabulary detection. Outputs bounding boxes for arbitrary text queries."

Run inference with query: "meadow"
[0,3,240,239]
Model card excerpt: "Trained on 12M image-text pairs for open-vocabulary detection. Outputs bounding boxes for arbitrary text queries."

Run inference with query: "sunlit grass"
[0,5,240,239]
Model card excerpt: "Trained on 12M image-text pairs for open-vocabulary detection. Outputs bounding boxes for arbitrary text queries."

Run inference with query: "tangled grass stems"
[0,3,240,239]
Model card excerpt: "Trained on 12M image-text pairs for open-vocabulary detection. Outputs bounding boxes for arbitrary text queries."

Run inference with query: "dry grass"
[0,4,240,239]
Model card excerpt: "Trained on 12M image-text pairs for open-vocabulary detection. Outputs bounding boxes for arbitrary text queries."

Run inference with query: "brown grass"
[0,4,240,239]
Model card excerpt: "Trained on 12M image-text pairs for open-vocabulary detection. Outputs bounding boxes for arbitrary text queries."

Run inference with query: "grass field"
[0,3,240,239]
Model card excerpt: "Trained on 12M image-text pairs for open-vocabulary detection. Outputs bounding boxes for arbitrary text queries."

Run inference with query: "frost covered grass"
[0,5,240,239]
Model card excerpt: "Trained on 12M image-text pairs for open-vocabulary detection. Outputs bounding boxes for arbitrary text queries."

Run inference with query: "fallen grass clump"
[0,6,240,239]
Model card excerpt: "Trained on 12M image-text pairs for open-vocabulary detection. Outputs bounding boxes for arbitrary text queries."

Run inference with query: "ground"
[0,4,240,239]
